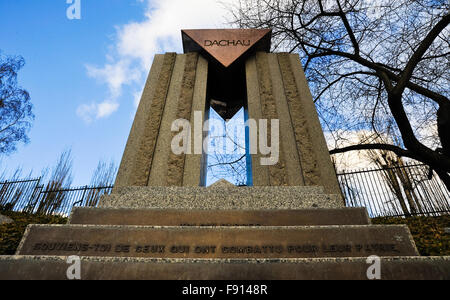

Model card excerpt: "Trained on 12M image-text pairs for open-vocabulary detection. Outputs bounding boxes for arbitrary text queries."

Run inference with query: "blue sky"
[0,0,232,186]
[206,108,248,186]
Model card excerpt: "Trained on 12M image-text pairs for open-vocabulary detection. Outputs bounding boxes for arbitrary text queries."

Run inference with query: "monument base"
[2,185,449,280]
[1,256,449,280]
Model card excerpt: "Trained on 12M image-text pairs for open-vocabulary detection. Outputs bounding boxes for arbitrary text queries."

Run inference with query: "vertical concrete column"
[245,55,270,186]
[254,52,289,186]
[246,52,341,194]
[247,52,296,186]
[277,53,341,195]
[115,53,176,188]
[267,53,305,186]
[115,53,208,188]
[147,53,187,186]
[182,55,208,186]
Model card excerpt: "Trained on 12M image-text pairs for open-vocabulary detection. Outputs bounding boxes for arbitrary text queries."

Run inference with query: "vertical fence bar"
[1,163,449,218]
[337,164,450,218]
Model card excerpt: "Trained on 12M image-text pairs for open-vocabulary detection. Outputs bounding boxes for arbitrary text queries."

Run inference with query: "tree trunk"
[384,167,411,216]
[438,102,450,157]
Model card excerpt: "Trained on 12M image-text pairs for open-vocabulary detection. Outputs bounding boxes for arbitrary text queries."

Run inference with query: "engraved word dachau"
[182,29,272,67]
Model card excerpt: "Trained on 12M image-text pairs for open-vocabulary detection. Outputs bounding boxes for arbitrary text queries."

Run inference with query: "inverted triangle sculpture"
[182,29,272,67]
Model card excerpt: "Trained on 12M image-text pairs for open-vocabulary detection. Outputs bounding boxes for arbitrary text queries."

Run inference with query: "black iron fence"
[337,164,450,218]
[0,164,448,218]
[0,178,113,216]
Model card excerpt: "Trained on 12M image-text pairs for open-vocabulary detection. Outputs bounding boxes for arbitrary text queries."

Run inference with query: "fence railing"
[0,164,449,218]
[0,178,113,216]
[337,164,450,218]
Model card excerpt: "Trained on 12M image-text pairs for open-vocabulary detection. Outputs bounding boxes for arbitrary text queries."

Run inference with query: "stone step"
[99,186,342,210]
[111,185,326,196]
[16,224,419,259]
[68,207,370,226]
[1,256,448,280]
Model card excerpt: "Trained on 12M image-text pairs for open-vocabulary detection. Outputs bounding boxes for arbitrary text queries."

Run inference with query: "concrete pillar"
[246,52,341,195]
[115,53,208,188]
[116,51,340,195]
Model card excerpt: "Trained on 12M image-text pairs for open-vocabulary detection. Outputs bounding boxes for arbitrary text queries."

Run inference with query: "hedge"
[0,207,67,255]
[372,215,450,256]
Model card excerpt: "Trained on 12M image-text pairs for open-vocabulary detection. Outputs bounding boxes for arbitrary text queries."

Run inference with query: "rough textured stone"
[245,55,270,186]
[278,53,321,187]
[0,214,13,225]
[208,179,236,188]
[245,52,341,195]
[99,186,342,209]
[255,52,288,186]
[112,185,324,195]
[1,256,449,280]
[16,224,419,258]
[267,53,304,186]
[114,54,165,189]
[166,53,198,186]
[115,52,342,191]
[148,54,186,186]
[182,55,208,186]
[286,53,342,196]
[115,53,177,188]
[115,53,209,188]
[68,207,371,226]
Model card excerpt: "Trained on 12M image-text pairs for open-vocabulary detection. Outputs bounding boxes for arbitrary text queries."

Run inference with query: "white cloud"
[77,0,236,123]
[85,60,141,99]
[97,101,120,118]
[325,131,372,171]
[76,100,119,124]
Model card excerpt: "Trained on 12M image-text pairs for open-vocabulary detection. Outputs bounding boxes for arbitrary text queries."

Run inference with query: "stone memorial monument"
[1,29,449,280]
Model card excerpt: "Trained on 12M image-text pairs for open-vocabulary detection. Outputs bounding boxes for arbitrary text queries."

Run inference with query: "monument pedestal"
[1,185,449,280]
[2,256,448,280]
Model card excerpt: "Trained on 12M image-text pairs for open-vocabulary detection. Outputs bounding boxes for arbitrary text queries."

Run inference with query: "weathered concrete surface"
[115,51,341,193]
[284,53,342,196]
[68,207,371,226]
[114,53,176,188]
[1,256,449,280]
[182,55,208,186]
[16,224,419,258]
[254,52,288,186]
[114,53,208,188]
[267,53,304,186]
[245,55,270,186]
[99,186,342,209]
[147,54,187,186]
[246,52,341,196]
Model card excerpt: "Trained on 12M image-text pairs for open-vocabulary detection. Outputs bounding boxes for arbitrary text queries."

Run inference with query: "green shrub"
[0,208,67,255]
[372,215,450,256]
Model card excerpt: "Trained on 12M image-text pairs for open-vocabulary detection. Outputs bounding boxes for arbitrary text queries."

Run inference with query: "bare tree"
[84,159,117,207]
[366,146,421,216]
[0,52,34,155]
[228,0,450,190]
[37,149,73,214]
[89,159,117,187]
[206,108,248,186]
